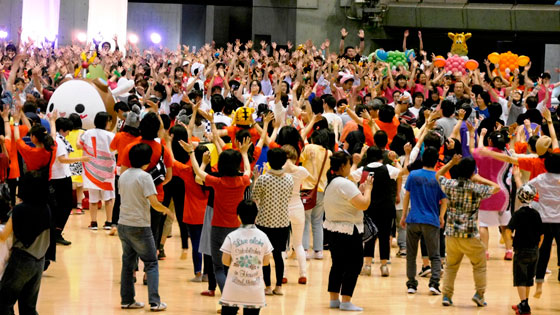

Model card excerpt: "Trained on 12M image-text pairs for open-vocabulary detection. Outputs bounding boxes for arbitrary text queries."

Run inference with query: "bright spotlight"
[128,33,138,44]
[77,32,87,43]
[0,30,7,39]
[150,32,161,44]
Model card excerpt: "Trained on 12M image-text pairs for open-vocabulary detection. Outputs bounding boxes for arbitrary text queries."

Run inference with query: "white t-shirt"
[80,128,116,190]
[322,112,343,137]
[285,166,311,209]
[323,177,363,227]
[529,173,560,223]
[243,93,268,109]
[220,225,273,308]
[0,224,12,280]
[351,162,400,182]
[51,135,72,179]
[214,112,232,126]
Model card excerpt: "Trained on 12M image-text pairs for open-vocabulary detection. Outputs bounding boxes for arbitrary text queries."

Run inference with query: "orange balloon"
[433,57,446,68]
[500,63,507,70]
[465,60,479,71]
[518,56,530,67]
[488,52,500,64]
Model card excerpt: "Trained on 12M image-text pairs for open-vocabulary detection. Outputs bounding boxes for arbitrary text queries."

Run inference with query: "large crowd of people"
[0,27,559,314]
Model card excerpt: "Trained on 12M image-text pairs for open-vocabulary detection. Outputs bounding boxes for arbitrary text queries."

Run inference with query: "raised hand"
[404,30,409,38]
[358,29,365,39]
[341,28,348,39]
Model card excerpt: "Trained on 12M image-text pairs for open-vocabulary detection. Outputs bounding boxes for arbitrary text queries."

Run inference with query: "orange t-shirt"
[172,161,209,225]
[226,126,261,149]
[518,148,560,180]
[375,116,400,145]
[15,138,57,179]
[110,132,141,166]
[121,139,173,201]
[6,125,29,179]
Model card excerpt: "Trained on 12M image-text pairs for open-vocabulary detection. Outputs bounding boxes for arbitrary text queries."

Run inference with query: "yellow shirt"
[300,144,331,192]
[66,129,85,183]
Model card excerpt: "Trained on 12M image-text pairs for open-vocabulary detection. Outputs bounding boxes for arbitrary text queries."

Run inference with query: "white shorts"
[479,210,511,227]
[88,189,115,203]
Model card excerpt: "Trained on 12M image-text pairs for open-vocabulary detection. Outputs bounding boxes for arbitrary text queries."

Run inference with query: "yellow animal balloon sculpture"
[448,32,471,56]
[487,51,530,80]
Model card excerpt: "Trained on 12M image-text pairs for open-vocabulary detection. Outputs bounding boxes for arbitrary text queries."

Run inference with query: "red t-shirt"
[518,148,560,180]
[6,125,29,179]
[172,161,209,225]
[205,174,251,228]
[121,139,173,201]
[110,132,141,166]
[226,126,261,149]
[221,146,262,171]
[16,138,57,179]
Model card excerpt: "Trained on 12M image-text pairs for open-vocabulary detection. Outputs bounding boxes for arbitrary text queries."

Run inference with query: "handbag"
[300,149,328,211]
[148,144,167,186]
[362,213,378,243]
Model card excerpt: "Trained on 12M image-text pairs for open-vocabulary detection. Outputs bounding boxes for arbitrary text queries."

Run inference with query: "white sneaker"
[150,302,167,312]
[306,250,313,260]
[314,251,323,260]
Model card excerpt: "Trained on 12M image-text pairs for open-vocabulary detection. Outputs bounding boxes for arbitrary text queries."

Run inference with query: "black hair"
[525,96,538,109]
[477,91,491,107]
[139,112,161,140]
[488,102,503,121]
[94,112,111,130]
[337,98,349,108]
[488,131,507,151]
[68,113,82,130]
[363,146,383,165]
[458,100,473,120]
[545,153,560,174]
[441,100,455,118]
[194,145,211,173]
[55,117,73,132]
[268,148,288,170]
[154,83,167,100]
[422,146,439,168]
[218,149,242,176]
[397,123,416,146]
[424,131,443,150]
[30,125,54,152]
[378,105,395,123]
[389,134,407,157]
[322,94,337,110]
[22,101,37,114]
[454,157,476,180]
[310,129,330,150]
[114,101,130,113]
[129,143,153,168]
[169,125,189,164]
[237,199,258,225]
[235,129,255,163]
[249,80,262,93]
[326,151,351,184]
[373,130,388,149]
[528,135,539,153]
[277,126,303,158]
[311,97,324,115]
[211,94,226,113]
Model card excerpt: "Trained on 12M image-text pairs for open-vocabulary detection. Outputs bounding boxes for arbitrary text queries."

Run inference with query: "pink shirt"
[472,147,510,212]
[537,83,554,109]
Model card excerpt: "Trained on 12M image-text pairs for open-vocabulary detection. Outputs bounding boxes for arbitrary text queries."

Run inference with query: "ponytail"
[326,151,351,185]
[30,125,54,151]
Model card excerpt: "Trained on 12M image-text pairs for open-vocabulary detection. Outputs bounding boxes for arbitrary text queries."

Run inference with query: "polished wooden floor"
[34,213,560,315]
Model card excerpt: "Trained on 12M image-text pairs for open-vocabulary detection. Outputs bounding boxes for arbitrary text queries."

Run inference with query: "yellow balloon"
[518,56,530,67]
[488,52,500,64]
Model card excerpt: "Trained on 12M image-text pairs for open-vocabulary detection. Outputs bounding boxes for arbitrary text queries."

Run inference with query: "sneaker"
[180,249,188,260]
[314,250,323,260]
[158,248,166,260]
[122,301,145,309]
[88,221,98,230]
[191,274,203,282]
[504,250,513,261]
[418,265,431,277]
[360,265,371,276]
[72,208,84,215]
[442,296,453,306]
[397,249,407,257]
[150,302,167,312]
[380,264,390,277]
[298,276,307,284]
[55,235,71,246]
[407,285,417,294]
[264,287,273,295]
[200,290,215,297]
[103,221,112,230]
[429,284,442,295]
[202,274,208,282]
[472,293,487,307]
[305,250,313,260]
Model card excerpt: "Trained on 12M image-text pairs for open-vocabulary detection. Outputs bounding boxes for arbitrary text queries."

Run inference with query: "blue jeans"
[0,249,44,315]
[187,224,203,274]
[211,226,236,292]
[303,191,324,251]
[118,225,161,305]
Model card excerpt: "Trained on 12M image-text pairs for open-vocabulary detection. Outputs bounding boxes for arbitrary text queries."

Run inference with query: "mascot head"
[47,78,134,130]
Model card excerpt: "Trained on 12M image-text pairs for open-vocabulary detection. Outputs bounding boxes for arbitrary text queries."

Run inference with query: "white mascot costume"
[47,77,134,130]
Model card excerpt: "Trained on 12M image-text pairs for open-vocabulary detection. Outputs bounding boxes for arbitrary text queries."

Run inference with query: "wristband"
[14,123,19,126]
[341,37,346,40]
[186,151,193,154]
[360,38,365,41]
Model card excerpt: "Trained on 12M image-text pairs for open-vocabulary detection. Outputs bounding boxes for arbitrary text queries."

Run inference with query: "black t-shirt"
[507,206,543,249]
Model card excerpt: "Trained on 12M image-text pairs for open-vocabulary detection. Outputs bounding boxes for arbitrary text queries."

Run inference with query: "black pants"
[150,208,164,247]
[203,254,217,291]
[162,177,189,249]
[256,225,289,287]
[363,215,392,261]
[51,177,73,231]
[0,249,45,315]
[7,178,19,207]
[111,175,121,225]
[536,223,560,281]
[221,306,260,315]
[327,227,363,297]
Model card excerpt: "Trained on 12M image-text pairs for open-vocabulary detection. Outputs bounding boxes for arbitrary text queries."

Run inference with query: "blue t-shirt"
[405,169,447,227]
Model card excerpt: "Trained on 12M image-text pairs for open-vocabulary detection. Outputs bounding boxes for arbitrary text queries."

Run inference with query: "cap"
[232,106,255,126]
[536,135,552,156]
[517,183,537,204]
[124,105,141,129]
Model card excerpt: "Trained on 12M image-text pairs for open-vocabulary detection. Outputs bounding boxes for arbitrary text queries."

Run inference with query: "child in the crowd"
[66,113,86,214]
[117,143,172,311]
[506,182,543,315]
[220,199,273,315]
